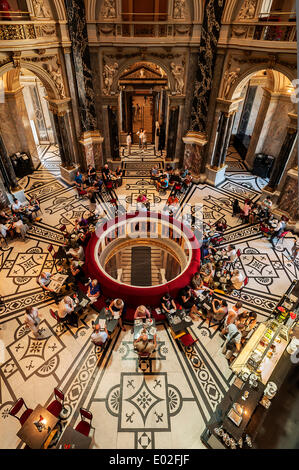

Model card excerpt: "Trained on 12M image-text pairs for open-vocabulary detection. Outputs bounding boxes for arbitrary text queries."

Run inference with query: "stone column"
[262,113,298,204]
[5,86,39,169]
[205,98,242,186]
[0,133,18,189]
[64,0,103,169]
[47,99,80,183]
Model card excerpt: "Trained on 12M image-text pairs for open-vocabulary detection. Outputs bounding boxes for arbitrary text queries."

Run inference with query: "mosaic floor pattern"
[0,145,297,449]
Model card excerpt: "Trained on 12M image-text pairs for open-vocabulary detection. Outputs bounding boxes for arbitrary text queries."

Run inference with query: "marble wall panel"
[278,174,299,221]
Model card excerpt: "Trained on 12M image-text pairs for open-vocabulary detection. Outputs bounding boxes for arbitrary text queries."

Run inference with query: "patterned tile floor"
[0,145,297,449]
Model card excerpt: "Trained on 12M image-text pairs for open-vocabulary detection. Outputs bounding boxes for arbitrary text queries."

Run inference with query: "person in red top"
[0,0,12,19]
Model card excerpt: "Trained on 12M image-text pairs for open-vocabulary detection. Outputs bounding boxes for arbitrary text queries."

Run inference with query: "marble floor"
[0,145,297,449]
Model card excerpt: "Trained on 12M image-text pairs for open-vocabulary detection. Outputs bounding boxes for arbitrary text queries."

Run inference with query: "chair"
[239,276,249,293]
[275,231,289,246]
[9,398,33,426]
[236,249,241,258]
[50,308,68,329]
[75,408,93,437]
[48,244,58,271]
[178,333,199,347]
[46,388,65,418]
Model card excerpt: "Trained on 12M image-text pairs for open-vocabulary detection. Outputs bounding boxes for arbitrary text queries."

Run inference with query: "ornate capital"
[46,98,71,116]
[216,97,243,114]
[182,131,208,147]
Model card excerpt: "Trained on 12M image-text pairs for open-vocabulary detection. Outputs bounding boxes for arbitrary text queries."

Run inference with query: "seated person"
[166,194,179,212]
[228,269,245,292]
[226,244,237,264]
[136,193,149,210]
[12,216,29,240]
[134,332,156,356]
[66,244,85,261]
[91,323,108,347]
[241,312,257,344]
[160,293,176,315]
[158,174,169,191]
[87,164,96,185]
[57,295,77,327]
[178,285,198,319]
[134,305,151,320]
[101,163,111,182]
[108,298,126,331]
[199,262,214,286]
[215,218,226,233]
[75,171,85,190]
[0,210,10,224]
[222,320,245,363]
[210,299,228,322]
[70,260,89,285]
[93,175,103,193]
[191,272,202,291]
[11,197,24,215]
[180,166,189,179]
[29,197,41,216]
[221,301,243,335]
[87,279,101,304]
[114,167,123,188]
[232,199,241,216]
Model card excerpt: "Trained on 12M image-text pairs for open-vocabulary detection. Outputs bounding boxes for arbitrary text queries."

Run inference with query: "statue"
[44,60,65,98]
[223,67,241,98]
[32,0,51,18]
[170,62,185,95]
[173,0,186,19]
[102,62,118,95]
[101,0,116,18]
[237,0,257,20]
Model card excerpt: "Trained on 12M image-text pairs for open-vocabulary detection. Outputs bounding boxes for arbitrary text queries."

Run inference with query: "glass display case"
[232,318,290,385]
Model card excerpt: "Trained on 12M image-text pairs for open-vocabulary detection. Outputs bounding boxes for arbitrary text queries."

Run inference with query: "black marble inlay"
[191,0,226,133]
[64,0,97,133]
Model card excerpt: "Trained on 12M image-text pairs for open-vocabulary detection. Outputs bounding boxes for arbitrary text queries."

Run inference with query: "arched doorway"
[118,61,169,157]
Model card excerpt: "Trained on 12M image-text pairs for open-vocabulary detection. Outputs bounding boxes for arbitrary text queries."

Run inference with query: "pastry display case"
[232,319,290,385]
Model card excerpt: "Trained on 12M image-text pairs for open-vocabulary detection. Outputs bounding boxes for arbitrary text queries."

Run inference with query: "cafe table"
[56,425,92,449]
[95,307,119,335]
[17,404,58,449]
[134,318,156,341]
[71,291,91,314]
[164,309,193,339]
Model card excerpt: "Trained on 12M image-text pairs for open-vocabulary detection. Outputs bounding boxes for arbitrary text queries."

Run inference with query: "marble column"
[0,133,18,189]
[4,87,39,169]
[166,105,179,161]
[0,174,9,208]
[205,98,241,186]
[64,0,103,169]
[275,168,299,230]
[261,113,298,207]
[47,99,79,182]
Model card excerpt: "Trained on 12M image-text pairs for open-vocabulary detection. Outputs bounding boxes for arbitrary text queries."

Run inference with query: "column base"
[205,165,227,186]
[60,164,80,185]
[79,131,104,169]
[261,186,281,205]
[7,188,27,205]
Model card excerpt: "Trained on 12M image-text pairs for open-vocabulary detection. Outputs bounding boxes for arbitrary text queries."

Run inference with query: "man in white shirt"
[226,244,237,263]
[91,324,108,346]
[57,296,77,326]
[229,269,245,291]
[66,245,85,261]
[270,218,286,246]
[12,198,23,213]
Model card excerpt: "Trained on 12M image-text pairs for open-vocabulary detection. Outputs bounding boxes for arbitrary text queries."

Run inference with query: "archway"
[118,61,169,154]
[0,64,62,181]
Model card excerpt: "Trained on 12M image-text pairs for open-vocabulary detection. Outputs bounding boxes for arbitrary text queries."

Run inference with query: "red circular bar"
[85,212,201,307]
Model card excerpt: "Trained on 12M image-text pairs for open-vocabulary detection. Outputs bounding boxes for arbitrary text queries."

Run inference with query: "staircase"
[118,246,165,286]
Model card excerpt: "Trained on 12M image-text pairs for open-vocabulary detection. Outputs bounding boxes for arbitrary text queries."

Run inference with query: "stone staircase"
[119,246,165,286]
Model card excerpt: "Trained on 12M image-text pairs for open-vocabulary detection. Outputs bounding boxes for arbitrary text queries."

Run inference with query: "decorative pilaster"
[190,0,226,133]
[64,0,103,168]
[0,133,18,189]
[275,168,299,231]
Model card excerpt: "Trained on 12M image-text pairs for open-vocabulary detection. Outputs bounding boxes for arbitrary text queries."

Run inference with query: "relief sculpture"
[102,61,118,95]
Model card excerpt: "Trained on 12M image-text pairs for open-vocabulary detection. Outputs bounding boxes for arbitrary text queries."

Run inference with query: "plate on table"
[149,327,157,335]
[184,316,192,322]
[135,319,143,326]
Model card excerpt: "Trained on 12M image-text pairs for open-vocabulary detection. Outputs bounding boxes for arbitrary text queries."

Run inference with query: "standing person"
[142,130,147,150]
[291,237,299,262]
[155,121,160,156]
[221,301,243,335]
[232,199,241,216]
[24,306,42,337]
[137,128,143,149]
[126,132,132,156]
[222,321,245,363]
[270,217,287,246]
